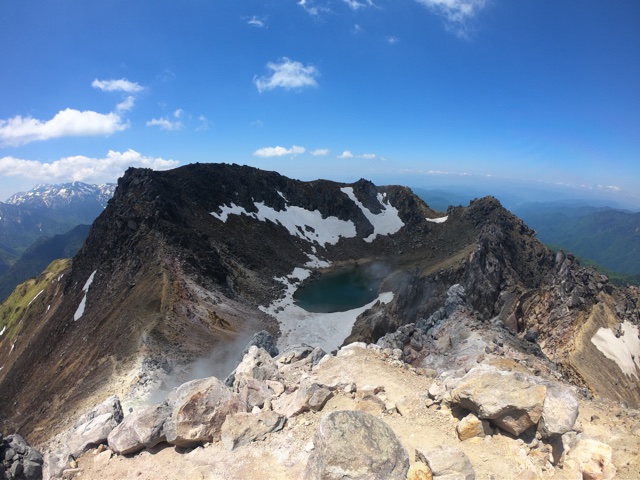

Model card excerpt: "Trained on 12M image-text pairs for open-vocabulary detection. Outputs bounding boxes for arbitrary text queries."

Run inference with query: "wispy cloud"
[311,148,330,156]
[146,108,184,131]
[343,0,376,10]
[116,96,135,112]
[386,35,399,44]
[0,149,179,183]
[247,15,267,28]
[359,153,377,159]
[254,58,319,93]
[415,0,488,37]
[338,150,354,159]
[146,117,183,131]
[254,145,306,157]
[298,0,331,16]
[196,115,210,132]
[91,78,144,93]
[0,109,127,147]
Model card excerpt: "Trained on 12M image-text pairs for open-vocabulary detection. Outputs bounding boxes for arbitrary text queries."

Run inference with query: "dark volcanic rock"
[0,433,43,480]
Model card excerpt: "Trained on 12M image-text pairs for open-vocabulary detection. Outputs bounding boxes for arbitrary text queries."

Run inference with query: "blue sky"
[1,0,639,206]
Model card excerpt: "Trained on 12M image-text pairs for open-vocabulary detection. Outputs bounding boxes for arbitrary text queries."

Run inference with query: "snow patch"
[0,325,5,336]
[426,216,448,224]
[73,270,97,321]
[340,187,405,243]
[591,321,640,378]
[212,202,356,247]
[27,289,44,307]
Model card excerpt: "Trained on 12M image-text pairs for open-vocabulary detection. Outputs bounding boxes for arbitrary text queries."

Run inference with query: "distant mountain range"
[415,188,640,277]
[0,182,114,301]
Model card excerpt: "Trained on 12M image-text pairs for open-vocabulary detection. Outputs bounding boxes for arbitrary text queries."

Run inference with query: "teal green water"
[293,266,381,313]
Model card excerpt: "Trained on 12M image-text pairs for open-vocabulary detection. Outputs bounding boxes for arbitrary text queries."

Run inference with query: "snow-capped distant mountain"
[0,182,116,267]
[5,182,116,210]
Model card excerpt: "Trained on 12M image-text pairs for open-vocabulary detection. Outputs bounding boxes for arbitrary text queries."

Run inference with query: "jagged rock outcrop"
[304,410,410,480]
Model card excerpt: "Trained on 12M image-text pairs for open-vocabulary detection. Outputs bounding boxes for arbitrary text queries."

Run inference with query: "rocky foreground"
[35,287,639,480]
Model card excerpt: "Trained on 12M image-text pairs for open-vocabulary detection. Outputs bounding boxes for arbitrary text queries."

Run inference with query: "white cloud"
[91,78,144,93]
[254,145,306,157]
[116,96,135,112]
[386,35,399,44]
[343,0,375,10]
[0,149,179,183]
[359,153,377,159]
[174,108,184,118]
[146,117,183,131]
[298,0,331,16]
[311,149,330,156]
[254,58,319,93]
[415,0,488,37]
[0,109,128,147]
[196,115,210,132]
[247,15,267,28]
[338,150,354,159]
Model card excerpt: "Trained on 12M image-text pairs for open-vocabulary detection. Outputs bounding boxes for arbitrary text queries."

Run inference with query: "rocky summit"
[0,163,638,479]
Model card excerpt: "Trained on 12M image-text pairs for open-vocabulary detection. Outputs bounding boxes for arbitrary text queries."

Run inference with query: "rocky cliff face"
[0,163,638,454]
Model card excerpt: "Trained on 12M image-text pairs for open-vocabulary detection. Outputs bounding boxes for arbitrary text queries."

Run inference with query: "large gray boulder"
[107,403,170,454]
[242,330,279,358]
[537,384,579,439]
[66,395,124,456]
[164,376,245,447]
[304,410,410,480]
[417,445,475,480]
[273,380,334,418]
[451,367,546,436]
[220,410,285,451]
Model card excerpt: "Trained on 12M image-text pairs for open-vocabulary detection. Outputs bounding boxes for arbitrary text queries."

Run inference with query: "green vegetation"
[0,258,70,339]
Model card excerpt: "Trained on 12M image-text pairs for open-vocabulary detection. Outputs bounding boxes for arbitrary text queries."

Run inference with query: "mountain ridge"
[0,163,637,454]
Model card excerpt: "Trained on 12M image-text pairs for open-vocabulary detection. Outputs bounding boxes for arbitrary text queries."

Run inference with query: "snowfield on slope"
[211,187,404,245]
[340,187,404,242]
[74,270,97,321]
[591,320,640,378]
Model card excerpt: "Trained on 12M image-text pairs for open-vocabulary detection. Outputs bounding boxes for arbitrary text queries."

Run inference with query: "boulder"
[276,344,327,367]
[43,449,73,480]
[456,413,492,441]
[304,410,410,480]
[242,330,279,358]
[236,377,275,409]
[451,367,546,436]
[417,445,475,480]
[234,346,281,385]
[66,395,124,456]
[0,433,44,480]
[537,384,579,439]
[164,376,245,447]
[408,462,433,480]
[107,403,170,454]
[565,437,616,480]
[220,410,285,450]
[273,380,334,418]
